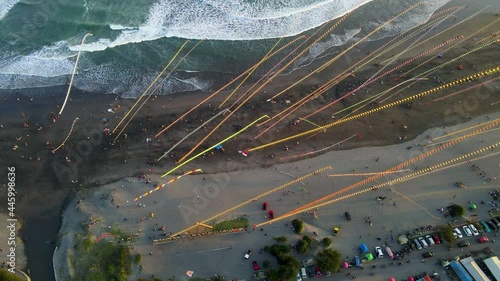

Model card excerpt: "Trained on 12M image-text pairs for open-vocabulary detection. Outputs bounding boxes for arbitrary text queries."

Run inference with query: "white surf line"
[157,108,230,162]
[59,33,92,115]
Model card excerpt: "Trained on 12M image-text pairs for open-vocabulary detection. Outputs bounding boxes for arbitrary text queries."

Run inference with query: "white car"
[453,228,463,239]
[375,246,384,258]
[462,225,473,237]
[418,237,428,248]
[469,224,479,236]
[425,235,435,246]
[244,250,252,259]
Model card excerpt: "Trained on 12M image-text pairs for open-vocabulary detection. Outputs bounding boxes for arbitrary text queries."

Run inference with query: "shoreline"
[0,3,499,280]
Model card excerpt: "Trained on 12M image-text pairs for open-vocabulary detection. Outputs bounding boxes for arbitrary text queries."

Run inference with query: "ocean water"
[0,0,454,97]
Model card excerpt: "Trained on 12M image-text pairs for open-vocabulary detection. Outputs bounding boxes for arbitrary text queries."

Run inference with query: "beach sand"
[0,3,499,280]
[54,111,500,280]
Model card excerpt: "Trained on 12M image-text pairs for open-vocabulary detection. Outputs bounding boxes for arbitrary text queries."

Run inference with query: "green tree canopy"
[296,239,309,254]
[448,204,465,217]
[273,236,288,243]
[0,270,25,281]
[438,224,456,243]
[315,248,342,272]
[277,255,300,281]
[292,219,304,234]
[322,237,332,247]
[270,244,291,256]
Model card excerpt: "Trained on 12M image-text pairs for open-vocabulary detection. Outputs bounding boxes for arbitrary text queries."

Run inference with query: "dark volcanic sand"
[0,11,499,281]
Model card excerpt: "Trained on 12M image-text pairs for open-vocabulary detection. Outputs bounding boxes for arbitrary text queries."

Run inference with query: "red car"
[252,261,259,271]
[478,236,489,243]
[315,266,322,277]
[432,235,441,244]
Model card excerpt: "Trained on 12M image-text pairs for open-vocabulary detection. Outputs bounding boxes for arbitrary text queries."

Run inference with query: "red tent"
[457,64,463,70]
[408,277,415,281]
[343,262,349,268]
[268,210,274,219]
[263,202,268,210]
[389,278,396,281]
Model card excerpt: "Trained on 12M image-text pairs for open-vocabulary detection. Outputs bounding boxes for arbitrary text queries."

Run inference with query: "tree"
[134,254,142,265]
[273,236,288,243]
[270,244,291,256]
[302,235,312,244]
[292,219,304,234]
[448,204,465,217]
[0,270,24,281]
[322,237,332,247]
[265,269,281,281]
[277,255,300,281]
[315,248,342,272]
[263,260,271,268]
[438,225,456,243]
[296,240,309,254]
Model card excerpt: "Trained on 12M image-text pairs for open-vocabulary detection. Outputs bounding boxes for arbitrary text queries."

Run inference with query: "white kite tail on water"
[59,33,93,115]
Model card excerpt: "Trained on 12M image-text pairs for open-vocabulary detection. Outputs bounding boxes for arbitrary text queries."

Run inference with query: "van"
[301,267,307,279]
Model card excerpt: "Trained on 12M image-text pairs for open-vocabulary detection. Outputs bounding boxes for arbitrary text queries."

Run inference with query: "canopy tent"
[360,244,368,253]
[365,253,374,260]
[343,261,349,268]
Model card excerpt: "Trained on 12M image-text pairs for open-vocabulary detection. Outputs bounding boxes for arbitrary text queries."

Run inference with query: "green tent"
[365,253,374,260]
[470,204,476,210]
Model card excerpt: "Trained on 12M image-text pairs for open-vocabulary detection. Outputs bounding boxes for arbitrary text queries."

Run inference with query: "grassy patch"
[213,217,249,231]
[71,232,132,281]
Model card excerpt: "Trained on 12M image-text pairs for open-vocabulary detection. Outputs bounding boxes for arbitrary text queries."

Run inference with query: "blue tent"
[360,244,368,253]
[450,261,473,281]
[215,144,223,150]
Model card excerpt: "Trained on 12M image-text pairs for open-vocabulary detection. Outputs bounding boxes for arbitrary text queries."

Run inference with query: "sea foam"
[0,0,21,20]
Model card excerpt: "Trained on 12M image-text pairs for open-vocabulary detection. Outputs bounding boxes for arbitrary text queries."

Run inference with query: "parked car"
[480,221,491,233]
[413,239,423,250]
[453,228,463,238]
[244,250,252,259]
[486,221,498,231]
[462,225,473,237]
[491,217,500,227]
[418,237,429,248]
[375,246,384,258]
[345,212,351,221]
[306,265,315,277]
[458,241,471,248]
[315,266,322,277]
[252,261,259,271]
[478,236,489,243]
[422,251,434,258]
[468,224,479,236]
[425,235,435,246]
[432,234,441,244]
